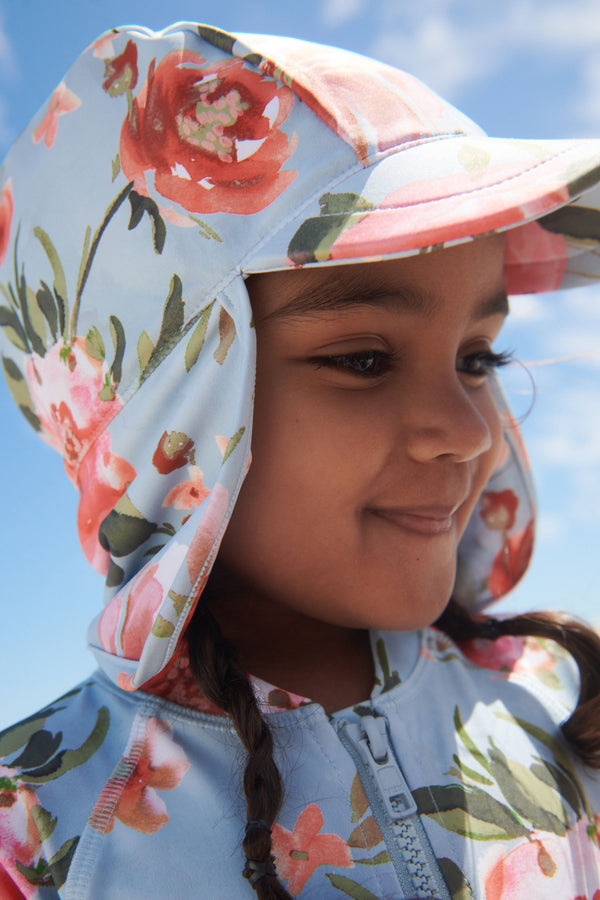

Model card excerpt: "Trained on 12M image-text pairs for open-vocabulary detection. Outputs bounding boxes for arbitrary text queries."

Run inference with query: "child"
[1,21,600,899]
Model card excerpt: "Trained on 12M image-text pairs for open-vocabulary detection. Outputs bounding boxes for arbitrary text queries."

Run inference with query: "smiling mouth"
[369,506,458,536]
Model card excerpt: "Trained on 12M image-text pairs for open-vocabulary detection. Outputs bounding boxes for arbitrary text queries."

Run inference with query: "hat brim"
[249,134,600,295]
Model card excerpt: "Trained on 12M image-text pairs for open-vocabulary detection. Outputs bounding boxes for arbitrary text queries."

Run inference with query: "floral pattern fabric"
[0,628,599,898]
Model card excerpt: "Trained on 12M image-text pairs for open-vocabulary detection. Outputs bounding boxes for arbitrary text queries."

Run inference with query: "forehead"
[247,236,508,323]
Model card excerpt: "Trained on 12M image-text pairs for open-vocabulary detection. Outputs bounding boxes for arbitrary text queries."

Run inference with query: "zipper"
[337,713,451,900]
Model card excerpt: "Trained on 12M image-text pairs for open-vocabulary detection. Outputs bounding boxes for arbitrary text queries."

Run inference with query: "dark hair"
[187,594,600,897]
[187,601,293,899]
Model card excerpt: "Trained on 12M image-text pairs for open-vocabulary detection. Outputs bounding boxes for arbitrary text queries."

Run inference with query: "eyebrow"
[264,272,509,322]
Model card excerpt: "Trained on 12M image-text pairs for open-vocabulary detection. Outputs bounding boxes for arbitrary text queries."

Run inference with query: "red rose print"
[103,39,138,96]
[120,50,297,217]
[77,431,136,574]
[0,180,13,267]
[152,430,195,474]
[480,490,519,532]
[488,519,534,598]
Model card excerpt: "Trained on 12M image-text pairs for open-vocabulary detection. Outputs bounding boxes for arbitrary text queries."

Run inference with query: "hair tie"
[243,855,277,887]
[480,617,502,641]
[245,818,272,836]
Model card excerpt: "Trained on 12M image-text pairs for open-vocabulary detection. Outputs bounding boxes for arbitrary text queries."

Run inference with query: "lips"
[368,505,459,535]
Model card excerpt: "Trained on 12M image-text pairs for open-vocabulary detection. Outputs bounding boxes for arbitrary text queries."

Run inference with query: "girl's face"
[218,236,507,631]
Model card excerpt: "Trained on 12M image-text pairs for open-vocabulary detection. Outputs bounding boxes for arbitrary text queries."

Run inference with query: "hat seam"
[243,139,582,278]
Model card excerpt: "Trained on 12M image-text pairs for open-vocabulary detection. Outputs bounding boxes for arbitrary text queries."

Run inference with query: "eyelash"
[313,349,513,379]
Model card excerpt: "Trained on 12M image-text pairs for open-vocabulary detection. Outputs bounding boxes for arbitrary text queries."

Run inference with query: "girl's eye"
[457,349,513,378]
[313,350,393,378]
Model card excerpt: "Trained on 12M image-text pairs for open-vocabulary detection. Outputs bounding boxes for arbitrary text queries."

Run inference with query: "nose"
[404,374,497,464]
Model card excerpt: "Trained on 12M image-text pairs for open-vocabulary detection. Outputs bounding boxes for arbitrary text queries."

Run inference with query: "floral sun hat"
[1,22,600,693]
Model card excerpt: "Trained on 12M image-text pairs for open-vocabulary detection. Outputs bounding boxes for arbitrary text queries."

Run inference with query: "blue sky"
[1,0,600,729]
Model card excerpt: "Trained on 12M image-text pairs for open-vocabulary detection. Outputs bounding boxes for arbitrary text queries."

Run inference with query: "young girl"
[1,21,600,900]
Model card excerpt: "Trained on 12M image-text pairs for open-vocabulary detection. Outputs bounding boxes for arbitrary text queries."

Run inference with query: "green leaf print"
[12,729,63,770]
[0,709,59,759]
[99,494,156,558]
[36,282,59,341]
[85,325,106,362]
[31,805,57,841]
[487,739,568,834]
[33,226,68,321]
[287,192,374,265]
[137,329,154,374]
[438,858,474,900]
[184,300,215,372]
[139,274,184,383]
[530,758,582,819]
[454,706,493,776]
[16,836,80,890]
[375,637,400,693]
[412,783,529,840]
[539,205,600,241]
[0,305,28,351]
[1,356,41,431]
[108,314,126,388]
[22,706,110,784]
[127,189,166,254]
[151,615,175,638]
[222,426,245,463]
[326,874,381,900]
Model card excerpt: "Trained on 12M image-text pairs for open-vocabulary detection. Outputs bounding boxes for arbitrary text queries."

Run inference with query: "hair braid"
[187,601,293,900]
[437,599,600,768]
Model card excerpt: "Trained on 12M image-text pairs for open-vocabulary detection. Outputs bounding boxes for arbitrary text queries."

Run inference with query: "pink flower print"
[32,82,81,149]
[92,33,116,58]
[92,719,189,835]
[25,338,120,484]
[0,179,14,267]
[258,40,448,165]
[0,768,42,898]
[162,466,210,511]
[460,634,557,681]
[186,483,230,585]
[76,431,136,573]
[272,804,353,894]
[480,490,519,532]
[488,519,534,599]
[483,818,600,899]
[504,219,568,294]
[97,562,164,658]
[327,162,570,262]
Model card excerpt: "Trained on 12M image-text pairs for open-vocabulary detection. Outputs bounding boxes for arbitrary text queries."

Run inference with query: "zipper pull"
[347,715,417,822]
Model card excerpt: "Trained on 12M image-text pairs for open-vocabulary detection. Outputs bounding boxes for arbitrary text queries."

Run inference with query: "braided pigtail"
[436,599,600,768]
[187,601,293,900]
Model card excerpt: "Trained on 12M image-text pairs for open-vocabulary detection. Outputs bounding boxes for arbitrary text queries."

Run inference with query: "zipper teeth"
[337,718,451,900]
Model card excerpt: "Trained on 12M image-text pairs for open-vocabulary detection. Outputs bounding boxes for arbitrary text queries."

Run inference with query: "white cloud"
[507,294,547,323]
[364,0,600,125]
[320,0,370,28]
